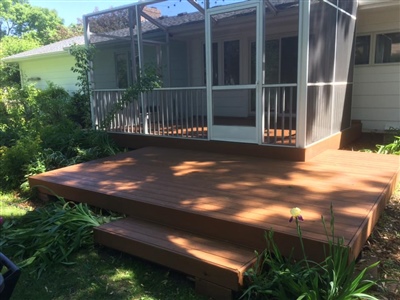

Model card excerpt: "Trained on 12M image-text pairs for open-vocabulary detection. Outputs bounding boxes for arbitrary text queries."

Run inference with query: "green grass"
[0,192,32,218]
[0,192,207,300]
[12,247,207,300]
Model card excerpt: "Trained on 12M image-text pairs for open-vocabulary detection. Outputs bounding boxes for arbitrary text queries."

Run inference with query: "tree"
[0,35,41,86]
[0,0,64,44]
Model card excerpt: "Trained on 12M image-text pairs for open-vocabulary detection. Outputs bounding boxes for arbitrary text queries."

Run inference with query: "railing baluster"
[289,87,293,145]
[185,90,189,138]
[281,87,286,143]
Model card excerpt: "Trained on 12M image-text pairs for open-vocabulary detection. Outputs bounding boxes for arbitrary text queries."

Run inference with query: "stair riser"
[31,179,266,250]
[31,178,326,261]
[94,228,242,290]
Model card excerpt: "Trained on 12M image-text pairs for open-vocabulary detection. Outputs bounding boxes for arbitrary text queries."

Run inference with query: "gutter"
[2,50,72,63]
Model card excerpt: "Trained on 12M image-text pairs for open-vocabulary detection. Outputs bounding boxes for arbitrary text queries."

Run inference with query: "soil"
[342,133,400,299]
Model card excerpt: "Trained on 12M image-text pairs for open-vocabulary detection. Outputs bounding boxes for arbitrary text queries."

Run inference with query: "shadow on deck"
[28,147,400,299]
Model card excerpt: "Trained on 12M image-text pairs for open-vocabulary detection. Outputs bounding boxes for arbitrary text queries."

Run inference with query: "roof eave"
[2,50,71,63]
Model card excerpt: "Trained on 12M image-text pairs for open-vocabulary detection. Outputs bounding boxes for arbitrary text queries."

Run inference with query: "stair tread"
[95,217,256,272]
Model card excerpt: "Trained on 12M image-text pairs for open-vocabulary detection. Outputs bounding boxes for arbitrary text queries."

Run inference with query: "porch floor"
[29,147,399,292]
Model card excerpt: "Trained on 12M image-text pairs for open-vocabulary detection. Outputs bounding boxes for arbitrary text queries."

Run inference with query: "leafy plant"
[0,197,119,277]
[242,205,380,300]
[0,135,42,190]
[34,82,71,125]
[377,135,400,155]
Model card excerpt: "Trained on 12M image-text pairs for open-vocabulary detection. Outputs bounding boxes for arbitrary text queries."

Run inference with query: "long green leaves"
[0,198,118,277]
[241,205,380,300]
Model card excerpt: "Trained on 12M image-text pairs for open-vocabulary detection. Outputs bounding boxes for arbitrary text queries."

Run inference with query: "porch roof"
[86,0,300,42]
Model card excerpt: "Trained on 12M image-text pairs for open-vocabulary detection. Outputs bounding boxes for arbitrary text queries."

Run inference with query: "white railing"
[92,87,208,139]
[92,85,297,145]
[263,84,297,146]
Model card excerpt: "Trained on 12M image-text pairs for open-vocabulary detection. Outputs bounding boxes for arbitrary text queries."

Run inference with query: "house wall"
[19,54,78,93]
[352,5,400,132]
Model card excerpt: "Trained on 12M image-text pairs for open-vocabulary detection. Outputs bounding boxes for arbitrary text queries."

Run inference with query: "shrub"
[34,82,71,125]
[68,92,91,128]
[242,205,379,300]
[0,135,41,190]
[0,85,40,147]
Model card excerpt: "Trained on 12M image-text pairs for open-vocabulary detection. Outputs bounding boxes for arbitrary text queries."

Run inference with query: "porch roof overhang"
[83,0,298,41]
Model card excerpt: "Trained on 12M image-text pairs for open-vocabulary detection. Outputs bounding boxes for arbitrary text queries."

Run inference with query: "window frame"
[374,31,400,64]
[355,31,400,67]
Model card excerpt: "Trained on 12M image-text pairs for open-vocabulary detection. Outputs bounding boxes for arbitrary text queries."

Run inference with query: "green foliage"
[69,44,95,97]
[0,83,121,190]
[0,135,41,190]
[0,35,41,85]
[0,197,119,277]
[377,135,400,155]
[0,0,64,44]
[69,44,95,128]
[69,92,91,128]
[34,82,71,125]
[0,34,41,57]
[242,205,380,300]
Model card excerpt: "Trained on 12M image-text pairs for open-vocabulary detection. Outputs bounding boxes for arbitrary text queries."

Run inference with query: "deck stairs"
[94,205,258,299]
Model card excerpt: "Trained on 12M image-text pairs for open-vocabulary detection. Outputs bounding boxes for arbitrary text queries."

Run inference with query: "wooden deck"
[29,147,399,298]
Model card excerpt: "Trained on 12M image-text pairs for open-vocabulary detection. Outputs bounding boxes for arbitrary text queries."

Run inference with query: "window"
[375,32,400,64]
[204,40,239,85]
[115,53,132,88]
[355,35,370,65]
[224,40,240,85]
[251,38,297,85]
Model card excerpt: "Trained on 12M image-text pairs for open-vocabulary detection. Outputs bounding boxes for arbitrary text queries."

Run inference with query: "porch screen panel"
[306,85,333,144]
[210,7,257,127]
[333,7,357,132]
[306,0,357,145]
[308,2,336,83]
[87,8,132,90]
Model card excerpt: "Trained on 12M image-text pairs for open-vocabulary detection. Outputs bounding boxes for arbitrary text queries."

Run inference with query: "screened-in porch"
[84,0,357,148]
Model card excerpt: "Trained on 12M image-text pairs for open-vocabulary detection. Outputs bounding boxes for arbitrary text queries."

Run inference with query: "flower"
[0,217,3,225]
[289,207,304,222]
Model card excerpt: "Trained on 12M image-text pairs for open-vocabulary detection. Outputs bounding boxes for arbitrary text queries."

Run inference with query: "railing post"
[296,0,310,148]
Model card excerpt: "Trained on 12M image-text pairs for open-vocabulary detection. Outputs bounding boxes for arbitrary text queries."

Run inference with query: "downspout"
[296,0,310,148]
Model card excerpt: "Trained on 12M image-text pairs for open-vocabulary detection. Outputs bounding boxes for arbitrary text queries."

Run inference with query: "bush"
[0,83,121,191]
[0,135,41,190]
[34,82,71,125]
[68,92,91,128]
[0,85,40,147]
[242,205,379,300]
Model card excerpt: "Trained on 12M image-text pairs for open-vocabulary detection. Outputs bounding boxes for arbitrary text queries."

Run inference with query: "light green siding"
[19,54,78,93]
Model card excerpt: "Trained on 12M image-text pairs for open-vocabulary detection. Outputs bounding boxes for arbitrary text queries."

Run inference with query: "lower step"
[94,217,256,297]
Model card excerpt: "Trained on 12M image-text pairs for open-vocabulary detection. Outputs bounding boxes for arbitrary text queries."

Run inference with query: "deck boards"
[29,147,400,262]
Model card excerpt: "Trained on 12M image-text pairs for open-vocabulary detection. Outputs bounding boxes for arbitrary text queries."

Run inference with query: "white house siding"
[352,5,400,132]
[19,54,78,93]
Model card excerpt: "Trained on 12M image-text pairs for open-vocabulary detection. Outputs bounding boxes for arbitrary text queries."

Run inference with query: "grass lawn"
[12,247,207,300]
[0,191,206,300]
